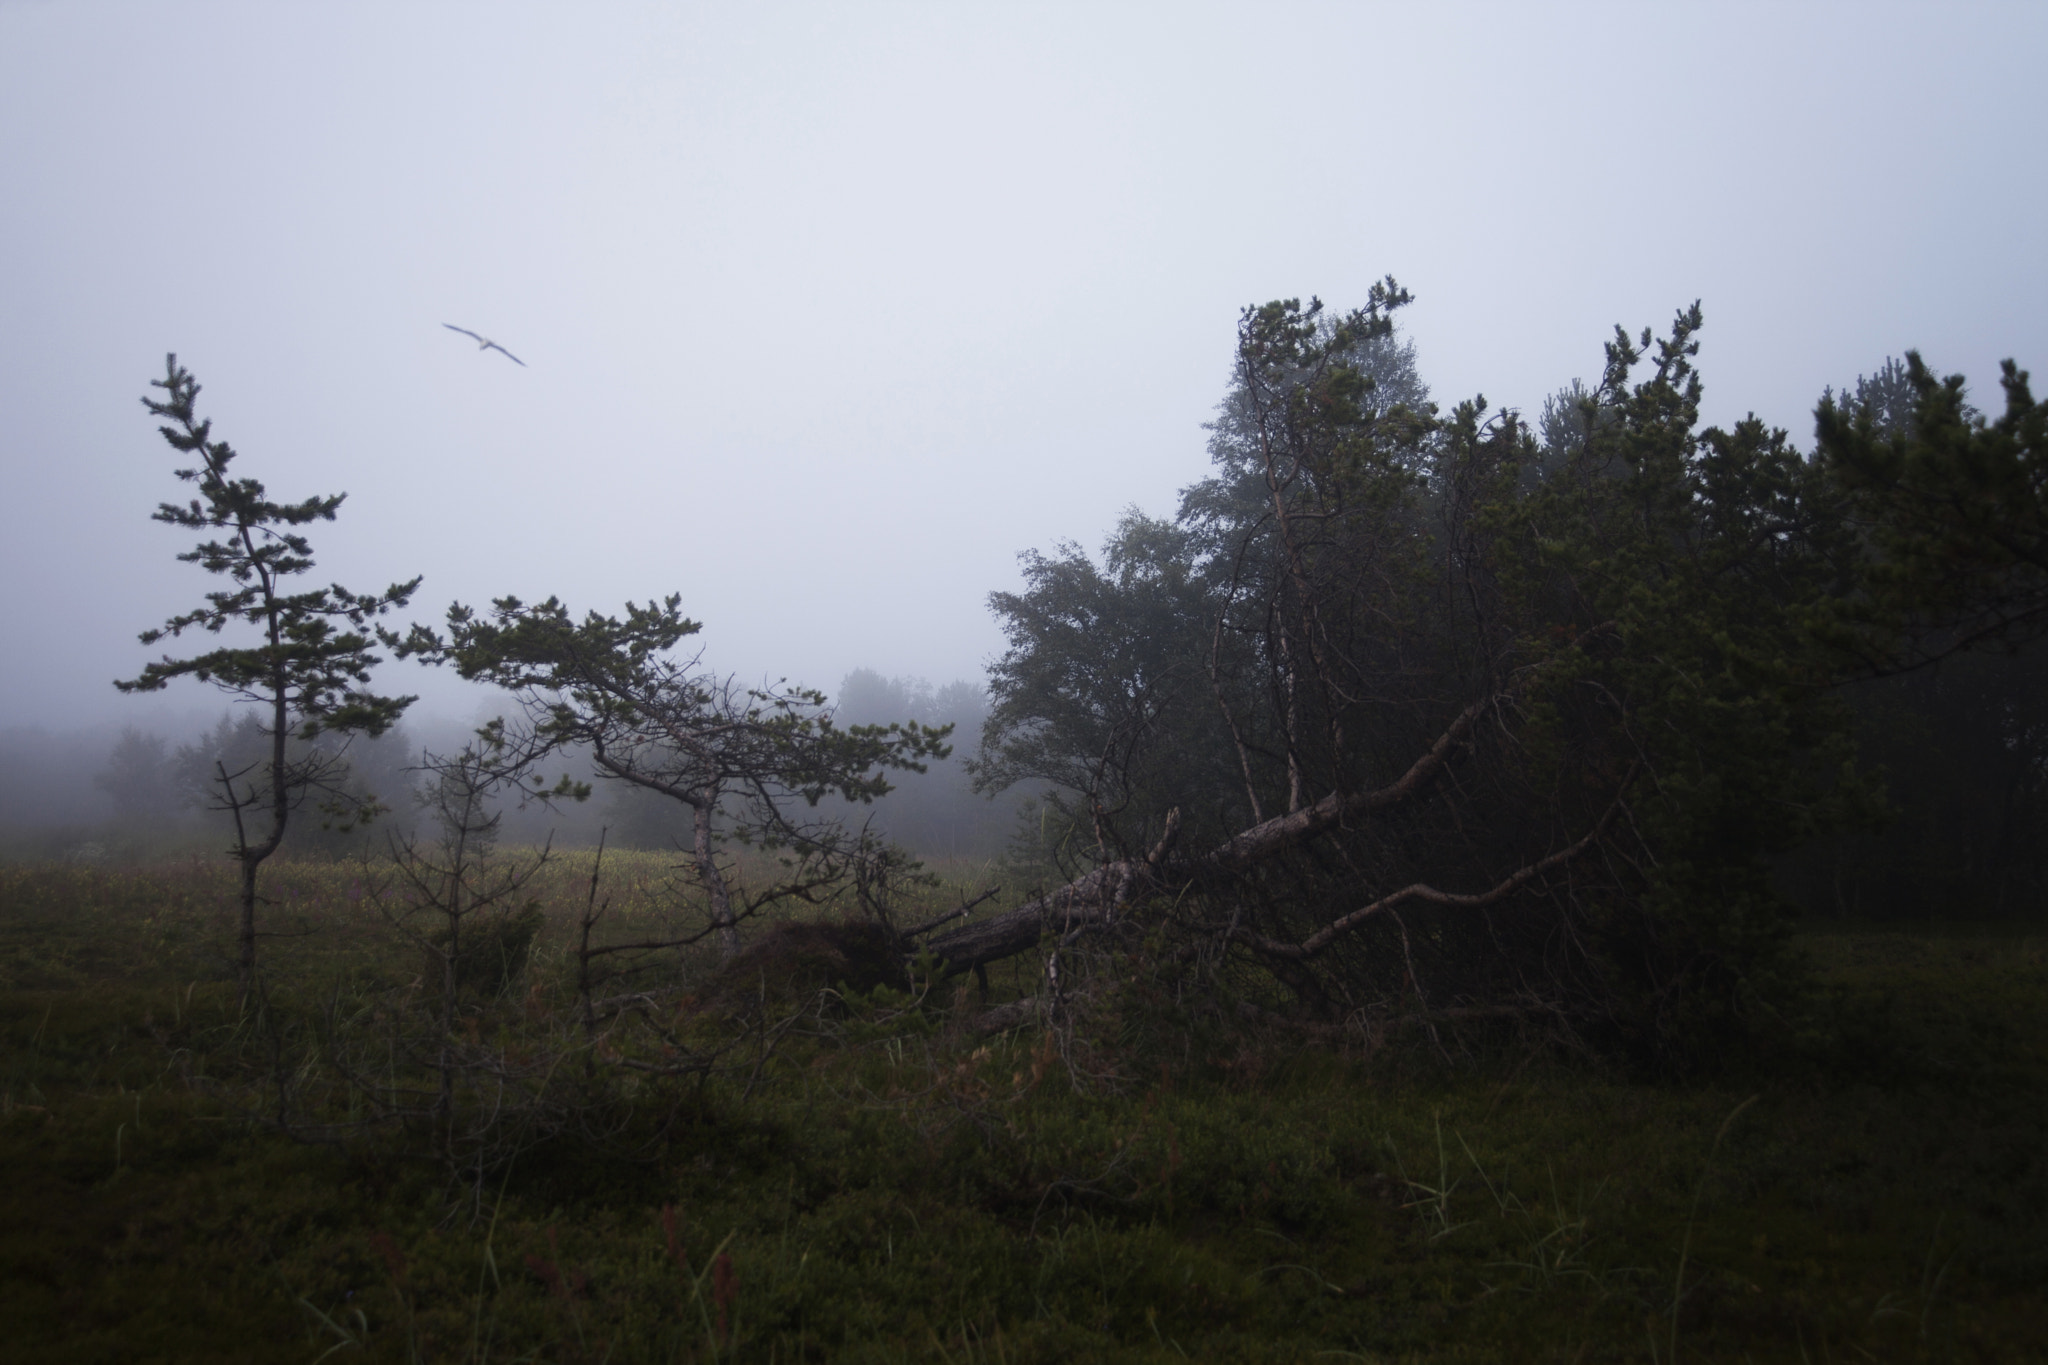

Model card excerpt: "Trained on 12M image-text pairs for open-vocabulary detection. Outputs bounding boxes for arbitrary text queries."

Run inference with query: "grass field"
[0,854,2043,1362]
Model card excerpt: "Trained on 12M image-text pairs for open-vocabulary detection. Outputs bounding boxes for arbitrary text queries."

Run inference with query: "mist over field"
[2,2,2044,869]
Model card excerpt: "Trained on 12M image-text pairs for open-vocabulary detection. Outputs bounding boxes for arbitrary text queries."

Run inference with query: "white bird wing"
[444,324,525,366]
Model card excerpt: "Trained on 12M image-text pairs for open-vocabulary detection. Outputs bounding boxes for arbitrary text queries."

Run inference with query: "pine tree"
[117,355,420,1003]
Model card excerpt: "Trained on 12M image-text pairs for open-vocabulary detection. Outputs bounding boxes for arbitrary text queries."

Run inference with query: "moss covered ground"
[0,857,2043,1362]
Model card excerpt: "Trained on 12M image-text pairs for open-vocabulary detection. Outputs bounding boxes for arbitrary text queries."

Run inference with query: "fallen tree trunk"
[1228,794,1623,960]
[923,691,1504,973]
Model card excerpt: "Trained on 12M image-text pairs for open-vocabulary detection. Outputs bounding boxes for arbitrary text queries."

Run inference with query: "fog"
[3,2,2044,843]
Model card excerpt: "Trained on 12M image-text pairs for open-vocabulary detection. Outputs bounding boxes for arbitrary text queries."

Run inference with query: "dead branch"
[1229,795,1622,961]
[925,689,1499,973]
[900,886,1002,940]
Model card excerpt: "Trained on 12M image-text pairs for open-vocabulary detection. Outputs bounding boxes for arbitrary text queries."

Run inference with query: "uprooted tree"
[955,290,1879,1065]
[395,594,952,959]
[117,355,420,1005]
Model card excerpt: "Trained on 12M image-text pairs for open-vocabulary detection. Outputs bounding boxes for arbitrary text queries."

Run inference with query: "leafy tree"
[974,515,1234,861]
[399,594,949,957]
[116,356,420,1002]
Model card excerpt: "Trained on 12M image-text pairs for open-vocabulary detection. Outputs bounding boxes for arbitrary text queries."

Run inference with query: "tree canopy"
[397,594,951,956]
[951,292,2017,1067]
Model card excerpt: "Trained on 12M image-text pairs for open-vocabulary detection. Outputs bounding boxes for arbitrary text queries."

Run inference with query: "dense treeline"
[38,629,2036,918]
[939,289,2048,1066]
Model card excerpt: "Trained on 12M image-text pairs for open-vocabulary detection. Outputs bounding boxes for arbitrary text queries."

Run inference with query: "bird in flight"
[442,324,526,367]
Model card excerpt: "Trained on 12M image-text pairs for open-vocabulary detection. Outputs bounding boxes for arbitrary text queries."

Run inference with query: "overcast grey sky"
[4,1,2043,736]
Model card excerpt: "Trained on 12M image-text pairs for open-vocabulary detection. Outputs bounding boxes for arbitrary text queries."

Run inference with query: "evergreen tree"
[116,355,420,1003]
[400,594,948,957]
[1817,352,2048,663]
[961,297,1870,1066]
[1782,356,2048,919]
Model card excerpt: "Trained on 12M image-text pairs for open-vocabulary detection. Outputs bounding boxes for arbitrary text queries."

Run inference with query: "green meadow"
[1,856,2042,1363]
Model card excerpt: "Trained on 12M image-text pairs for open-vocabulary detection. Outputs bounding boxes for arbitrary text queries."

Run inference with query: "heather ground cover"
[1,857,2042,1362]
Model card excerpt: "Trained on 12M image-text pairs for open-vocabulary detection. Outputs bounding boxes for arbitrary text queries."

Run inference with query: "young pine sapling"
[117,354,420,1004]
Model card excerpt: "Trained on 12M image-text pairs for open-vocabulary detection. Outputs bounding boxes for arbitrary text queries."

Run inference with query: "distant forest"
[0,668,1024,866]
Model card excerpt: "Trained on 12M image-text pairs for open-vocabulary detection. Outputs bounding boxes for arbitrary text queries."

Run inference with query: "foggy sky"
[4,2,2044,737]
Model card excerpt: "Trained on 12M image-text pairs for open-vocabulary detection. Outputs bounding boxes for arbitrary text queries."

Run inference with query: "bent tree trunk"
[219,725,289,1010]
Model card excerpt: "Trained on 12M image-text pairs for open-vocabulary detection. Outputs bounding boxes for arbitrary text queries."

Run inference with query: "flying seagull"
[442,323,525,367]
